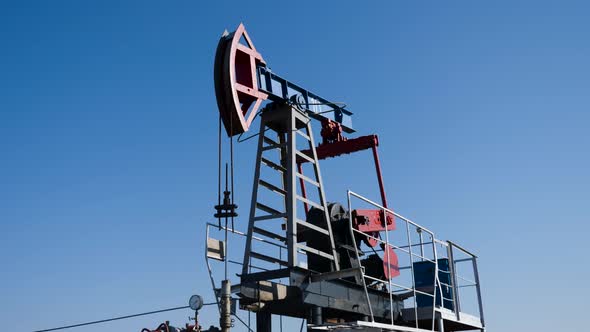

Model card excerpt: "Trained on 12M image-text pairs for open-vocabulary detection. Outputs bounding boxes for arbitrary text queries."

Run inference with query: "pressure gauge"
[189,294,204,311]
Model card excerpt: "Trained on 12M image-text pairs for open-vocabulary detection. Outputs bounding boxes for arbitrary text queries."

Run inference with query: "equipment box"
[413,258,454,310]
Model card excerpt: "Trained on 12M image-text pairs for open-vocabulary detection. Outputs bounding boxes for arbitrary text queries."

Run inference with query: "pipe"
[220,280,232,332]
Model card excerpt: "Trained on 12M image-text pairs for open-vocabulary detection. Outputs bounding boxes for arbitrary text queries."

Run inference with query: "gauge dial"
[189,295,203,311]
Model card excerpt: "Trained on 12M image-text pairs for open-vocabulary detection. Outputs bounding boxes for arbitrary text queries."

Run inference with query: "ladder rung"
[296,130,311,141]
[259,179,287,196]
[256,202,283,215]
[263,136,280,146]
[296,218,329,235]
[250,251,288,266]
[261,157,286,172]
[253,213,287,221]
[295,172,319,187]
[253,227,286,242]
[296,243,335,261]
[262,143,286,151]
[296,150,315,164]
[296,195,324,210]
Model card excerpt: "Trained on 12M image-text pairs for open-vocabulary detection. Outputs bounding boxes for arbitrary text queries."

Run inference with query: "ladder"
[242,103,340,276]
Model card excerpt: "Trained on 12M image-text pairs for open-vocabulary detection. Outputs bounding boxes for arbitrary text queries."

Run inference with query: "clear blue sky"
[1,1,589,331]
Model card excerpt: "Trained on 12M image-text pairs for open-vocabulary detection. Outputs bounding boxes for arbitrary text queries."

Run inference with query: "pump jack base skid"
[238,267,403,325]
[401,307,484,332]
[308,311,484,332]
[308,321,431,332]
[238,267,484,332]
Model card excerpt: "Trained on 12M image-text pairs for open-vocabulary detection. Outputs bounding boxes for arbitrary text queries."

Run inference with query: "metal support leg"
[438,315,445,332]
[256,311,272,332]
[242,120,266,275]
[309,306,322,325]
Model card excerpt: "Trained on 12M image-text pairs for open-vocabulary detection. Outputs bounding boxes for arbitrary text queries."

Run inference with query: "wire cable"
[32,305,190,332]
[33,304,217,332]
[217,114,222,229]
[229,108,235,232]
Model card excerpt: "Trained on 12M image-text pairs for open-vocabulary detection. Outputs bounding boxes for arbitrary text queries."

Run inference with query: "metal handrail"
[456,274,477,285]
[206,222,287,249]
[348,191,436,235]
[351,228,437,264]
[346,190,485,332]
[448,240,479,258]
[347,190,438,331]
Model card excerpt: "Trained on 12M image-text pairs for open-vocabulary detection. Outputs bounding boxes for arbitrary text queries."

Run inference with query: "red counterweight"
[352,209,400,279]
[352,209,395,238]
[383,244,400,279]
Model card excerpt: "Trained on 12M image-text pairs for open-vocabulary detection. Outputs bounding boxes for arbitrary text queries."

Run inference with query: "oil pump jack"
[200,23,485,332]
